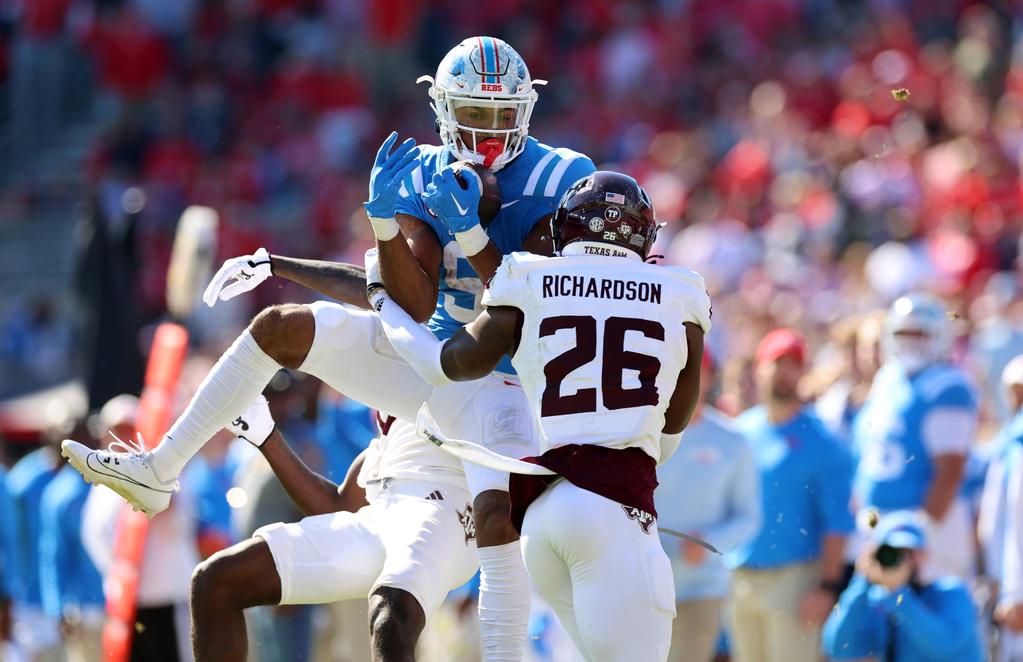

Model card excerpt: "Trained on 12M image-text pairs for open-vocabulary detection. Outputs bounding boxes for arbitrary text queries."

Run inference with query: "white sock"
[477,541,531,662]
[149,330,280,480]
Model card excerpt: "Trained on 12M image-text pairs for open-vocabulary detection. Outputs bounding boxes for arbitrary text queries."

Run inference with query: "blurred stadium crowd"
[1,0,1023,660]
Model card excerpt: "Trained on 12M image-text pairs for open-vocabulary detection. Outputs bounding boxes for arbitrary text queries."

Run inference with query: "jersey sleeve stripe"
[398,165,424,200]
[919,369,974,403]
[412,165,424,194]
[543,149,581,197]
[522,151,559,196]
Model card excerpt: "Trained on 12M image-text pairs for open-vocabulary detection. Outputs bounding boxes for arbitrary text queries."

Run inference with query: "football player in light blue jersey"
[851,293,978,580]
[61,36,593,662]
[368,37,595,660]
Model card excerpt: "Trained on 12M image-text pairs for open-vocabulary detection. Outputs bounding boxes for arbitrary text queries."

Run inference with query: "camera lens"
[875,544,905,568]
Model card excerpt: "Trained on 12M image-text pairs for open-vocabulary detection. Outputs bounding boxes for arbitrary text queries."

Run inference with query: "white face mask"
[888,335,933,374]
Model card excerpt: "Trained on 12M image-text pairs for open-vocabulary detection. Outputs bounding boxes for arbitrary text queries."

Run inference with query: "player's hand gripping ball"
[229,395,276,448]
[203,247,273,307]
[452,161,501,227]
[423,161,501,232]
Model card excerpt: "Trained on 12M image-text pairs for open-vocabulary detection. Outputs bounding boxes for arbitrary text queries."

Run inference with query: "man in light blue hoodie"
[656,351,761,662]
[823,510,982,661]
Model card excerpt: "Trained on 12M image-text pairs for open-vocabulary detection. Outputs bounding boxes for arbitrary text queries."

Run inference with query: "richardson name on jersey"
[541,273,662,304]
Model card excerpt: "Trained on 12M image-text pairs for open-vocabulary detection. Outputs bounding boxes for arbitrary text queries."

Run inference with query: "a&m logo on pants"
[457,504,477,545]
[622,505,654,534]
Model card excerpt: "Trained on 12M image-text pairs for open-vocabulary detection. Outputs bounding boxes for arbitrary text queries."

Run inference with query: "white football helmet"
[418,37,544,171]
[882,292,953,373]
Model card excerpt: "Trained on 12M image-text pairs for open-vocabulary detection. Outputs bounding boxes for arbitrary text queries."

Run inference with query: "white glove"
[228,395,276,447]
[203,247,273,307]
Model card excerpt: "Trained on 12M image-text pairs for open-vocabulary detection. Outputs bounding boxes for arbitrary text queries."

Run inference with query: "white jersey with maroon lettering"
[482,252,712,463]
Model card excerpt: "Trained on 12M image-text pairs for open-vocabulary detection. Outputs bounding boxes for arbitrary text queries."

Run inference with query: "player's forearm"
[269,255,370,309]
[377,237,436,322]
[335,451,369,513]
[923,455,966,520]
[258,429,347,516]
[461,241,502,285]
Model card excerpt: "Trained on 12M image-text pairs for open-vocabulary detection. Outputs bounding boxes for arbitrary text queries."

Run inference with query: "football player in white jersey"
[61,36,594,660]
[368,171,713,661]
[190,395,478,662]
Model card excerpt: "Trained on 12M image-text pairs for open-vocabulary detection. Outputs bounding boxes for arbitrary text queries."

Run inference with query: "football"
[452,161,502,227]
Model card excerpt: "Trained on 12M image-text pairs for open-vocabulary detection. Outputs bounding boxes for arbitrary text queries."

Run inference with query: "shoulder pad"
[660,267,712,333]
[917,365,976,405]
[482,252,545,308]
[521,145,594,198]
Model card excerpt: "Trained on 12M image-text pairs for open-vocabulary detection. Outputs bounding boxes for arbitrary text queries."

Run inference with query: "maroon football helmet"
[551,171,659,259]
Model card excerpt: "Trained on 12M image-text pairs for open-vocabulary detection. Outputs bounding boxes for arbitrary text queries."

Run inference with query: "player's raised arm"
[364,131,442,323]
[380,214,443,322]
[266,256,371,309]
[228,396,368,516]
[202,248,372,309]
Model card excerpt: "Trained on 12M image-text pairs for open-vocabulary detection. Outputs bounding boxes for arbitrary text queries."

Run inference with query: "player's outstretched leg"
[61,304,314,516]
[368,587,425,662]
[190,537,283,662]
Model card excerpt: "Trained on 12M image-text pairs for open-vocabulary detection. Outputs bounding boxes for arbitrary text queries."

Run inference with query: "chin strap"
[645,254,665,264]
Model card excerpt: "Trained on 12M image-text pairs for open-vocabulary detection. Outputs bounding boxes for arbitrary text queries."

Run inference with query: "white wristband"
[454,225,490,256]
[368,286,389,312]
[370,216,400,241]
[658,431,684,466]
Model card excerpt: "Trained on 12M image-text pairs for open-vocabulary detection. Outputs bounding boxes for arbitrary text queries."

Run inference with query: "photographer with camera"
[822,511,982,661]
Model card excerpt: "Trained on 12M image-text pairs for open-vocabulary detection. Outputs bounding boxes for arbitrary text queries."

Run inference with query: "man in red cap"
[727,329,855,662]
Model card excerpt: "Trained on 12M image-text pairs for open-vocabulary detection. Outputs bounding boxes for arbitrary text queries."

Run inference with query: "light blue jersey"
[6,448,61,607]
[394,137,595,374]
[852,363,977,511]
[39,466,104,618]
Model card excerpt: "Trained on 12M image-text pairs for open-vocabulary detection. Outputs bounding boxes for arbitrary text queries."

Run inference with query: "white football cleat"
[61,433,179,518]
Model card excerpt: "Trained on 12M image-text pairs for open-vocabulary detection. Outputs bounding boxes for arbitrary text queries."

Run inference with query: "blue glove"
[423,165,481,234]
[364,131,419,219]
